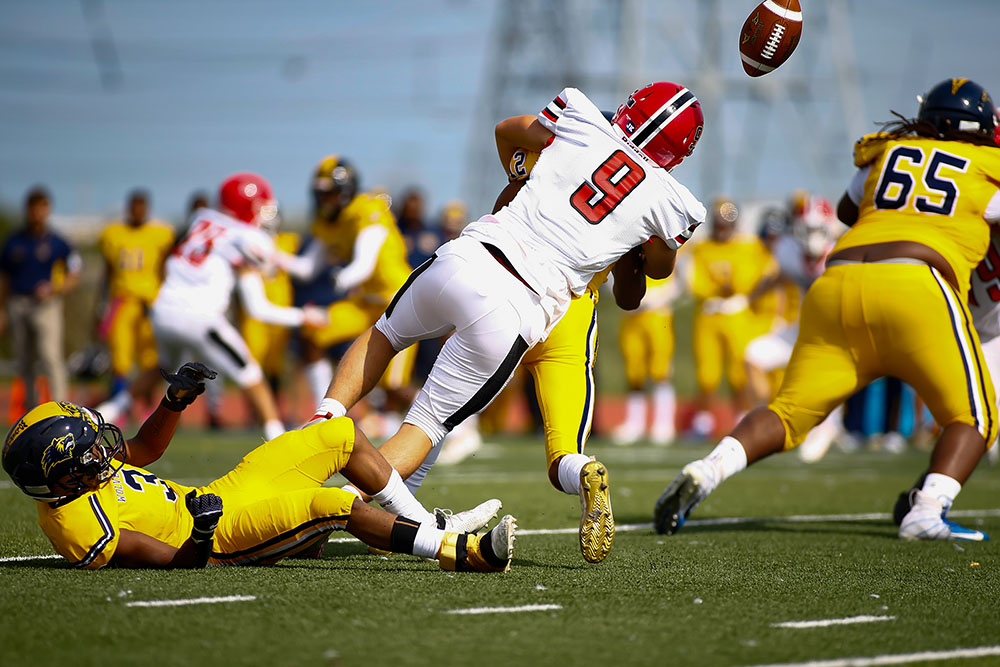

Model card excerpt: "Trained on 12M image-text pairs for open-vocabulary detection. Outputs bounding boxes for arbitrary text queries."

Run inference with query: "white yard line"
[444,604,562,615]
[125,594,256,608]
[741,644,1000,667]
[7,508,999,557]
[0,554,62,563]
[772,615,896,629]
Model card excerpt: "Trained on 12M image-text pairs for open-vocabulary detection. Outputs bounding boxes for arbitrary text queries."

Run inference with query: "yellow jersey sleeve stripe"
[73,495,115,569]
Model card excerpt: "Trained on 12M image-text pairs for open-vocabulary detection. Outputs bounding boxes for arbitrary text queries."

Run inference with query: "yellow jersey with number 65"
[832,133,1000,295]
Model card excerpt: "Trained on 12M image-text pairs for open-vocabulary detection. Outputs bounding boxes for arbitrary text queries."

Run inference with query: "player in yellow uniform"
[292,157,417,408]
[610,274,678,445]
[687,198,777,434]
[656,78,1000,542]
[2,363,514,571]
[240,230,301,392]
[96,190,175,420]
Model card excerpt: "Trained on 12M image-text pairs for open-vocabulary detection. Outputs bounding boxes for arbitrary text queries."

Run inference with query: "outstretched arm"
[123,363,217,467]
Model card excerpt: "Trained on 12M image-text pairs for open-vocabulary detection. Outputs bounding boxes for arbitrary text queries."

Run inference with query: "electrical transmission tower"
[463,0,863,214]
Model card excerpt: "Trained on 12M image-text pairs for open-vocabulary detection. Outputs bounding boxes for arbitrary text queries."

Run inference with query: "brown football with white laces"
[739,0,802,77]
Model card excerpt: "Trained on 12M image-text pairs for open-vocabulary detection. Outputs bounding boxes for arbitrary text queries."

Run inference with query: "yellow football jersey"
[37,463,195,569]
[261,232,300,307]
[311,193,411,302]
[98,221,175,303]
[689,234,776,301]
[833,133,1000,295]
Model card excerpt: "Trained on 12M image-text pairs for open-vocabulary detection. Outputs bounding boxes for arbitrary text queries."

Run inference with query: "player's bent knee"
[235,360,264,388]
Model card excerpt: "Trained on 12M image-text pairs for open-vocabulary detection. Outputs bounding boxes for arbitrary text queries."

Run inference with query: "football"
[739,0,802,77]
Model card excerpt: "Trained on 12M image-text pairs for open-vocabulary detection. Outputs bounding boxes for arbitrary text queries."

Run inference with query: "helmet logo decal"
[951,78,968,95]
[625,120,636,133]
[41,433,76,477]
[244,183,258,197]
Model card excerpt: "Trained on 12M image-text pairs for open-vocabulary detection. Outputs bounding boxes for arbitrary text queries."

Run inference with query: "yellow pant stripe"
[930,267,993,439]
[210,515,349,566]
[575,293,599,451]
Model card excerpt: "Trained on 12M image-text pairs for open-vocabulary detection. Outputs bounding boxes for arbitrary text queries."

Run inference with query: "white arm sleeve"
[237,271,305,327]
[985,190,1000,223]
[334,225,389,292]
[274,241,325,281]
[846,165,871,205]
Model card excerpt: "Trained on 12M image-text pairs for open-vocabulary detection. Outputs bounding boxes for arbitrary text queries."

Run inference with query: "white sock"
[621,391,646,430]
[263,419,285,441]
[315,397,347,420]
[413,523,446,559]
[556,453,591,495]
[704,436,748,486]
[371,469,434,524]
[342,484,364,501]
[651,382,676,431]
[921,472,962,512]
[305,359,334,404]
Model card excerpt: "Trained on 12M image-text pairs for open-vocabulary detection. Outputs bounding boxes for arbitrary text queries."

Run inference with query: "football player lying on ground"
[309,82,706,564]
[2,363,515,570]
[655,78,1000,542]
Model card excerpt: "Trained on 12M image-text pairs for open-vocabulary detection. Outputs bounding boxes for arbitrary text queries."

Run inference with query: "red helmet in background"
[613,82,704,170]
[218,172,278,227]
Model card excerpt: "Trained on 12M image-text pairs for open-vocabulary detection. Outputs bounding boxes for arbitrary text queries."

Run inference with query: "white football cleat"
[435,498,501,534]
[899,490,989,542]
[654,459,717,535]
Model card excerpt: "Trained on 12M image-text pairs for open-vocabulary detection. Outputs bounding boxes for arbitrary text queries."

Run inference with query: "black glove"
[185,490,223,543]
[161,362,218,411]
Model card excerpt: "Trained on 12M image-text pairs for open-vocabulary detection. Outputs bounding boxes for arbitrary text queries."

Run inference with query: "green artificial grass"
[1,429,997,666]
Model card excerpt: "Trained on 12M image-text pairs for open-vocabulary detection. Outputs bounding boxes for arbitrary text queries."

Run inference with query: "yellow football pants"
[106,297,158,376]
[619,309,673,391]
[692,308,763,395]
[241,316,292,379]
[770,264,997,450]
[522,290,599,469]
[204,417,358,565]
[304,296,415,390]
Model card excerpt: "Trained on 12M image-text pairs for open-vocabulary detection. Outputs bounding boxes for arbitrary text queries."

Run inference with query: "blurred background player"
[95,189,175,422]
[686,197,776,436]
[239,210,301,398]
[150,172,327,441]
[743,195,845,462]
[610,273,678,445]
[0,186,82,413]
[292,156,418,425]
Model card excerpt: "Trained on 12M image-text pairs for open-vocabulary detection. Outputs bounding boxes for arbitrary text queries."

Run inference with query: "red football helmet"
[613,82,704,170]
[218,172,278,227]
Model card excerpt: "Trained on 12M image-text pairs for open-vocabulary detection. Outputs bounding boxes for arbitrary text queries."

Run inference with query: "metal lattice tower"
[463,0,864,214]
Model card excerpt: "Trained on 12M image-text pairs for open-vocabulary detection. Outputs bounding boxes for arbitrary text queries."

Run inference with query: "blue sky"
[1,1,998,226]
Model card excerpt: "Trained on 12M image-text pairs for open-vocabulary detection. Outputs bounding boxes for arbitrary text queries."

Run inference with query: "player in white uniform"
[744,196,845,462]
[309,82,707,563]
[151,173,327,441]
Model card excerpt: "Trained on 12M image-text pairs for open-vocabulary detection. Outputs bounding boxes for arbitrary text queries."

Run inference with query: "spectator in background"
[0,187,82,409]
[94,189,175,421]
[396,187,441,269]
[686,197,776,437]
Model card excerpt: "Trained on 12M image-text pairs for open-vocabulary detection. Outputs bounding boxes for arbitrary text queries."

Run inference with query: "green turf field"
[2,428,998,667]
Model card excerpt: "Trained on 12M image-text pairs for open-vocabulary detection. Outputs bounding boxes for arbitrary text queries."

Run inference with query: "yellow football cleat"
[438,515,517,572]
[579,457,614,563]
